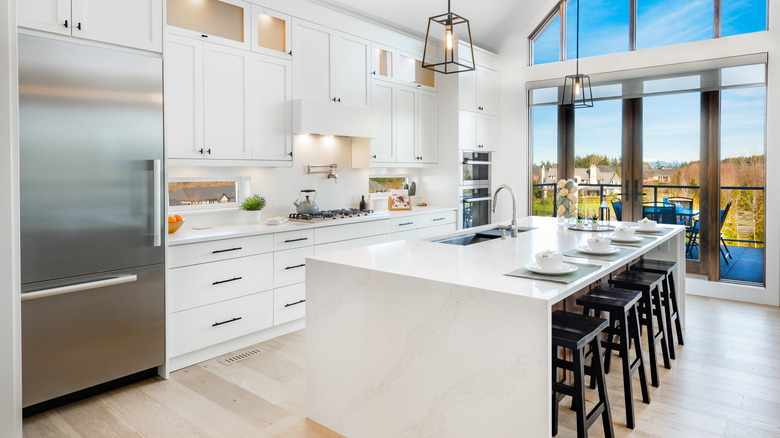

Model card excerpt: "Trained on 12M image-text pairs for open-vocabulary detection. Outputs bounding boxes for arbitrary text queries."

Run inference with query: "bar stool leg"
[640,290,660,387]
[573,347,587,437]
[660,280,676,360]
[602,315,618,374]
[617,311,636,429]
[651,285,672,370]
[591,337,615,438]
[668,271,685,346]
[552,345,559,437]
[629,306,651,405]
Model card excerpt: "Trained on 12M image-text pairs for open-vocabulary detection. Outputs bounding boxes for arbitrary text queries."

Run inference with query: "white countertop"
[167,205,456,246]
[308,216,685,305]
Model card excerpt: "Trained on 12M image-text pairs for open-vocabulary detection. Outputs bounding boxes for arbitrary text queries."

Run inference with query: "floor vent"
[218,348,263,366]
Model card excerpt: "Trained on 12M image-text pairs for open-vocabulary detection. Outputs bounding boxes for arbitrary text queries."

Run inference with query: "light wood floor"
[23,295,780,437]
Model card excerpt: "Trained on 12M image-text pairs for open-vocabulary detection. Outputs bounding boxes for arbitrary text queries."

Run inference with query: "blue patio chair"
[611,199,622,221]
[686,220,699,257]
[720,201,732,263]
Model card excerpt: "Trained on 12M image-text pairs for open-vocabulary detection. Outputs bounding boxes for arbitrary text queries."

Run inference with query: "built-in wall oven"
[460,186,492,229]
[460,151,491,186]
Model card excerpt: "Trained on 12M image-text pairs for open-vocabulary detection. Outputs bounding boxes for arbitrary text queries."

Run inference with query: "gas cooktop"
[288,208,386,223]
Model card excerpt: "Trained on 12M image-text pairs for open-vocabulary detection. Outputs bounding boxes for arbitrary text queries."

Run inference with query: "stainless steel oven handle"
[153,159,162,247]
[21,275,138,301]
[463,197,493,202]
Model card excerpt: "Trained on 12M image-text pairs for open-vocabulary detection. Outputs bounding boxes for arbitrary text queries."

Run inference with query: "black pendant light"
[561,0,593,108]
[422,0,475,74]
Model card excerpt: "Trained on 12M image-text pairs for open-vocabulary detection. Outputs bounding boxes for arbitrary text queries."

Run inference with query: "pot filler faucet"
[492,184,518,237]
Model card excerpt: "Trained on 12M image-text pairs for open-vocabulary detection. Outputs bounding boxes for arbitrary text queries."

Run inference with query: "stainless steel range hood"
[293,99,379,138]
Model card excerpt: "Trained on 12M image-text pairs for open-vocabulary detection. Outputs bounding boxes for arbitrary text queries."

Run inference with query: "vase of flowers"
[240,194,266,224]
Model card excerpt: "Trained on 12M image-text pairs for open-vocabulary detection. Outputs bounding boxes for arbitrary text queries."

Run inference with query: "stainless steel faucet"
[492,184,518,237]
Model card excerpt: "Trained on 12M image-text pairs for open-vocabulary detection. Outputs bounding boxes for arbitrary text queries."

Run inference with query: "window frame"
[168,176,248,213]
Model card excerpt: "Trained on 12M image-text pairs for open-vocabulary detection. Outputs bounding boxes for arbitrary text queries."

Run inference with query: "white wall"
[497,0,779,306]
[0,0,22,435]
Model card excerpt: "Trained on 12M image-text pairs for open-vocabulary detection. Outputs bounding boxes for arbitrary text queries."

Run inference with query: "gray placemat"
[564,246,637,261]
[609,235,658,247]
[504,262,602,284]
[633,226,676,236]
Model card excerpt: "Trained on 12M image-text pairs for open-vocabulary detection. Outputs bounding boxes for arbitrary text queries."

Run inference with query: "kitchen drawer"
[273,246,313,288]
[314,219,391,245]
[314,233,391,255]
[390,216,417,232]
[169,253,273,313]
[417,223,457,238]
[391,230,418,241]
[274,283,306,325]
[169,234,273,268]
[273,229,314,251]
[169,291,273,357]
[417,210,456,228]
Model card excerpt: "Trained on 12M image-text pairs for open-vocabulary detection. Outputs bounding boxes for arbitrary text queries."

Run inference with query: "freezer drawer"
[21,264,165,408]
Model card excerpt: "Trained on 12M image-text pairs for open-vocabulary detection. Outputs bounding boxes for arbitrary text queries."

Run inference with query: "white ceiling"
[313,0,543,53]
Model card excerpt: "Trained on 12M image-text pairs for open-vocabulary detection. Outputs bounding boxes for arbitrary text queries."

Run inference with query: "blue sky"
[531,0,767,166]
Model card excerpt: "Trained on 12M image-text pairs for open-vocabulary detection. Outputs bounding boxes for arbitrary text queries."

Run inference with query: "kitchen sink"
[432,228,507,246]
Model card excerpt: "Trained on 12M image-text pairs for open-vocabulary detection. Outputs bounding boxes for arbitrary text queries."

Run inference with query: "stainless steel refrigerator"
[18,34,165,412]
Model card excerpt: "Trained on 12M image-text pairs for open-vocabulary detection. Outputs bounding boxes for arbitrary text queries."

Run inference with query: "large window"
[637,0,713,50]
[532,13,561,65]
[568,0,629,59]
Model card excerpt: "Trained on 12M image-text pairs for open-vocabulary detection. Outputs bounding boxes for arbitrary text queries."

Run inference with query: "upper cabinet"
[292,19,370,107]
[370,43,394,82]
[18,0,163,52]
[459,65,497,115]
[397,52,436,92]
[251,5,291,60]
[166,0,250,50]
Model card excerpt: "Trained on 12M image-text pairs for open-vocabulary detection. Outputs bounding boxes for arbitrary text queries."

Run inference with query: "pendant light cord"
[575,0,580,76]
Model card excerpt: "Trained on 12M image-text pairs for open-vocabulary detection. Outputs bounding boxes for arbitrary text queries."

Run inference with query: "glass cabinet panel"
[372,46,393,79]
[398,54,435,89]
[167,0,246,44]
[252,6,291,59]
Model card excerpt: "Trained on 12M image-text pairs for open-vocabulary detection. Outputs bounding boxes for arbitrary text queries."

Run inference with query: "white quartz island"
[305,217,686,438]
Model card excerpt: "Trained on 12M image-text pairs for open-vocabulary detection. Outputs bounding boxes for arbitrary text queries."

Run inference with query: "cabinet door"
[166,0,250,50]
[292,19,333,102]
[370,43,394,81]
[458,111,478,150]
[477,66,498,115]
[251,5,291,60]
[477,115,497,151]
[203,43,252,159]
[459,68,478,111]
[249,54,292,161]
[18,0,71,36]
[417,90,437,163]
[164,35,204,159]
[371,81,395,162]
[397,52,436,91]
[71,0,162,52]
[333,33,370,107]
[395,86,417,163]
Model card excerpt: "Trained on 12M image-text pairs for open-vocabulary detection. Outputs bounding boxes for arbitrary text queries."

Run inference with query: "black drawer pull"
[284,299,306,308]
[212,277,242,285]
[212,247,242,254]
[285,264,305,270]
[212,317,242,327]
[433,217,446,221]
[399,222,414,226]
[284,237,308,243]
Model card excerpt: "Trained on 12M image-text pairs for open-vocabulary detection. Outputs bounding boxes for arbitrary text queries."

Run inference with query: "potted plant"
[590,213,599,230]
[240,194,266,224]
[575,212,584,229]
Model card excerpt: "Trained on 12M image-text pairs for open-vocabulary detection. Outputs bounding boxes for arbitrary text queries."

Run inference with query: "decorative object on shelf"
[168,215,185,234]
[421,0,475,74]
[240,194,266,224]
[556,178,579,222]
[561,0,593,108]
[388,189,412,210]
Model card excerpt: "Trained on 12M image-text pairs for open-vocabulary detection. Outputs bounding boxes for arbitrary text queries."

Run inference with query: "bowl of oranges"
[168,214,185,233]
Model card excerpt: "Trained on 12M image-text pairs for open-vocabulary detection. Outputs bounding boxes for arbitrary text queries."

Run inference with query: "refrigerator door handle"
[21,275,138,301]
[153,159,162,247]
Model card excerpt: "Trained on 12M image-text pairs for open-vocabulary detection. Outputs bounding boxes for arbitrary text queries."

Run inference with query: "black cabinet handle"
[76,22,81,30]
[64,20,68,28]
[284,299,306,308]
[212,317,242,327]
[212,277,242,285]
[288,50,292,56]
[433,217,446,221]
[199,148,204,155]
[337,98,341,102]
[417,84,421,88]
[284,237,308,243]
[212,247,242,254]
[332,97,337,102]
[372,154,377,159]
[201,34,208,38]
[478,106,484,110]
[399,222,414,226]
[288,151,293,157]
[372,70,376,75]
[206,148,212,154]
[285,264,305,270]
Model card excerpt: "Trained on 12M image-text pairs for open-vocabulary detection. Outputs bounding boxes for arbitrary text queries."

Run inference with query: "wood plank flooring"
[23,295,780,437]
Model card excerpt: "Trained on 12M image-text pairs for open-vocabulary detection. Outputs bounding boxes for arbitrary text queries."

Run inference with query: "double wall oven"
[460,151,492,229]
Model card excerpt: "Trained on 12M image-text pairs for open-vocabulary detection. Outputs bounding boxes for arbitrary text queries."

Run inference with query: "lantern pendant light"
[561,0,593,108]
[422,0,475,74]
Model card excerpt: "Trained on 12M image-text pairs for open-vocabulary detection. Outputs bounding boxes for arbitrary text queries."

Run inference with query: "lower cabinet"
[273,283,306,326]
[391,210,457,240]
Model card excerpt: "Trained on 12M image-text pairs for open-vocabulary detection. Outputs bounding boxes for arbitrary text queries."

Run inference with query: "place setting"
[564,236,636,261]
[604,225,658,247]
[632,218,675,236]
[505,250,602,284]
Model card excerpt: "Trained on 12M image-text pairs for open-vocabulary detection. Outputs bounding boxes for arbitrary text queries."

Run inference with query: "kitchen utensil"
[293,189,320,214]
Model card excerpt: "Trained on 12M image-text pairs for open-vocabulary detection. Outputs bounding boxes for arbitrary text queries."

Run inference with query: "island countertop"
[308,216,685,305]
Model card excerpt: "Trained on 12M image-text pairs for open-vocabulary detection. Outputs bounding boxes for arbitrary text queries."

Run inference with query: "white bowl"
[637,219,657,231]
[614,226,635,239]
[587,238,612,252]
[535,252,563,271]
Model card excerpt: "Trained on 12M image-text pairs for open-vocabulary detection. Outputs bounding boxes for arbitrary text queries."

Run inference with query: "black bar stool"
[608,271,671,388]
[630,259,684,358]
[576,286,650,429]
[552,310,614,438]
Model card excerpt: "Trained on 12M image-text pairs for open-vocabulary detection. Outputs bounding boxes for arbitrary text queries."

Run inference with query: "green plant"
[591,214,598,222]
[241,195,266,211]
[576,213,583,222]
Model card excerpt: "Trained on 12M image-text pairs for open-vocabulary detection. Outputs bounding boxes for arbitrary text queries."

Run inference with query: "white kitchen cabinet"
[395,85,417,163]
[250,5,291,60]
[416,90,438,163]
[19,0,162,52]
[292,19,370,107]
[389,209,457,241]
[371,81,395,163]
[248,53,293,161]
[459,65,497,115]
[459,110,497,151]
[164,35,204,159]
[273,283,306,326]
[166,0,250,50]
[397,51,436,91]
[370,43,394,81]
